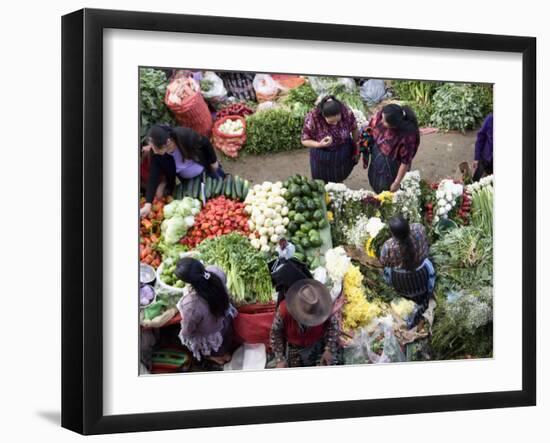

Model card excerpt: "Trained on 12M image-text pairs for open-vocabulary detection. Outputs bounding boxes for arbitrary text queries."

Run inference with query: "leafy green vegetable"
[430,83,489,132]
[197,233,274,304]
[431,287,493,359]
[281,83,318,108]
[244,108,306,155]
[471,186,493,236]
[327,83,367,114]
[431,226,493,294]
[139,68,176,139]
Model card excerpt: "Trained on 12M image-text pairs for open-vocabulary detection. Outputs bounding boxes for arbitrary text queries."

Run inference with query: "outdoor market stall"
[139,69,494,373]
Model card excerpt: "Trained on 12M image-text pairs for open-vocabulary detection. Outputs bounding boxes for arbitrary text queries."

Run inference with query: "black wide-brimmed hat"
[285,279,332,327]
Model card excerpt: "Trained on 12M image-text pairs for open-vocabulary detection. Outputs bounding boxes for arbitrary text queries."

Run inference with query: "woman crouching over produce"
[175,257,237,365]
[140,124,224,217]
[270,279,340,368]
[301,96,360,183]
[380,215,436,317]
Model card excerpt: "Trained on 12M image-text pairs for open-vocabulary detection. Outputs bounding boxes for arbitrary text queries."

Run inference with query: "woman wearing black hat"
[270,279,340,368]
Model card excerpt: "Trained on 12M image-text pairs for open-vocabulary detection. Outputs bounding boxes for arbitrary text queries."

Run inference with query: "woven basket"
[212,115,247,158]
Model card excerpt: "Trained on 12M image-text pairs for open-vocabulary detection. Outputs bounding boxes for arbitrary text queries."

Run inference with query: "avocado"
[306,199,317,211]
[287,221,299,233]
[300,184,312,197]
[301,222,313,233]
[300,237,311,249]
[293,213,306,224]
[313,209,324,221]
[317,219,329,229]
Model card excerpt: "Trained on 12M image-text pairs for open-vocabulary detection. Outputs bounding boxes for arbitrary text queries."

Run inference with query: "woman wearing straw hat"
[270,279,340,368]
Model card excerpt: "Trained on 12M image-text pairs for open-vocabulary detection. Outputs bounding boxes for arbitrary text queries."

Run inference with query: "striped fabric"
[390,265,430,299]
[368,142,400,194]
[310,141,355,183]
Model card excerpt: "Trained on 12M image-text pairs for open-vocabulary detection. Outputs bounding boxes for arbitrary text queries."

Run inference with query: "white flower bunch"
[325,182,375,211]
[343,215,371,248]
[393,170,422,223]
[466,174,494,193]
[351,108,368,128]
[366,217,385,239]
[433,179,463,224]
[324,247,352,283]
[446,287,493,331]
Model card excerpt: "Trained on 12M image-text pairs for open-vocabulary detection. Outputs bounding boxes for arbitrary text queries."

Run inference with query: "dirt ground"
[222,130,477,189]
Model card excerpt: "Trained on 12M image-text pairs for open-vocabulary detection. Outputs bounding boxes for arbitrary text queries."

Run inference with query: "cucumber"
[214,177,223,196]
[224,175,233,197]
[183,178,193,197]
[235,176,243,200]
[192,177,200,200]
[242,180,250,201]
[205,176,212,199]
[231,178,238,200]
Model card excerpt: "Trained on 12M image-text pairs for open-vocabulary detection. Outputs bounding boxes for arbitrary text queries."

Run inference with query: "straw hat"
[285,279,332,327]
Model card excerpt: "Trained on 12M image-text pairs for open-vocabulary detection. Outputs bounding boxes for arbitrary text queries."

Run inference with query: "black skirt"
[368,143,400,194]
[309,141,355,183]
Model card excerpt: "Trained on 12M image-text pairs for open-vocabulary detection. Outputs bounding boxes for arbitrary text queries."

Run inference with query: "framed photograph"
[62,8,536,435]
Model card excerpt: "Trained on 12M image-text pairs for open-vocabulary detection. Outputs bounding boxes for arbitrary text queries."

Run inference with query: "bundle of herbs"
[431,286,493,359]
[244,107,305,154]
[430,226,493,294]
[196,232,274,305]
[327,82,367,114]
[139,68,176,138]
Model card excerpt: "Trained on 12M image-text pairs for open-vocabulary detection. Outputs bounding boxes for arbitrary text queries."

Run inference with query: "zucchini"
[234,176,243,200]
[183,178,193,197]
[224,175,233,197]
[242,180,250,201]
[192,177,200,199]
[214,177,223,196]
[231,178,237,200]
[205,176,212,199]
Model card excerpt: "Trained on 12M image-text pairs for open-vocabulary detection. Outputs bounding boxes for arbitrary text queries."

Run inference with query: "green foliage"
[327,83,367,114]
[430,83,488,132]
[392,80,440,127]
[473,83,494,117]
[139,68,176,139]
[243,107,306,155]
[282,83,318,108]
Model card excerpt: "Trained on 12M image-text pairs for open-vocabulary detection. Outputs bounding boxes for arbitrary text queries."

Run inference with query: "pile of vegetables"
[281,82,318,114]
[391,80,440,128]
[244,107,305,154]
[160,197,200,245]
[182,196,250,249]
[244,181,289,252]
[217,118,244,136]
[327,82,367,114]
[197,233,273,305]
[175,174,250,202]
[139,68,176,138]
[432,287,493,359]
[430,83,486,133]
[158,256,186,289]
[139,196,170,268]
[431,226,493,294]
[216,102,254,119]
[468,176,493,236]
[283,175,328,265]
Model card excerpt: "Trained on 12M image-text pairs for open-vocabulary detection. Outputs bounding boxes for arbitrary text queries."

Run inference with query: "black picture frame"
[62,8,537,435]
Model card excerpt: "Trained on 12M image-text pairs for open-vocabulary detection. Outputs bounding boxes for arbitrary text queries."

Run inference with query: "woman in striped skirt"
[301,96,360,183]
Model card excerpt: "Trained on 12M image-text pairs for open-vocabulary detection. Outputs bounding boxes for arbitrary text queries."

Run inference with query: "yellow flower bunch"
[376,191,394,205]
[390,297,416,319]
[325,192,331,204]
[342,265,382,330]
[327,210,334,222]
[365,237,377,258]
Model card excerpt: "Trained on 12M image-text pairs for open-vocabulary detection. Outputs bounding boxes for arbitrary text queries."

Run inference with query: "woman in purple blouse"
[301,96,360,183]
[472,113,493,182]
[175,257,237,365]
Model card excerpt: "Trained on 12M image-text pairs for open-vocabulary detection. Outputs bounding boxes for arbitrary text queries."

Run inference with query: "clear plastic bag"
[200,71,227,104]
[224,343,267,371]
[360,79,388,106]
[343,326,371,365]
[308,76,356,94]
[366,315,406,364]
[253,74,280,102]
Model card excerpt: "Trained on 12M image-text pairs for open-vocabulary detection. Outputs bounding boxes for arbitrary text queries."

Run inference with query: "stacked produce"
[139,68,176,138]
[215,102,254,119]
[159,197,200,245]
[283,175,329,266]
[139,197,170,268]
[197,233,274,305]
[182,196,250,249]
[244,181,289,253]
[176,174,250,202]
[212,116,247,158]
[158,256,186,289]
